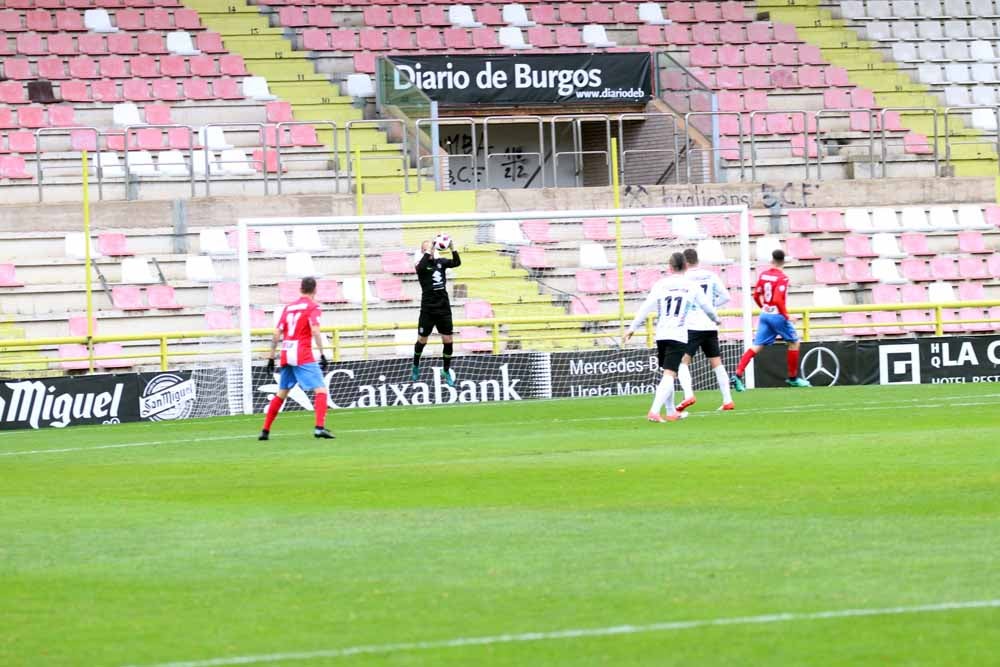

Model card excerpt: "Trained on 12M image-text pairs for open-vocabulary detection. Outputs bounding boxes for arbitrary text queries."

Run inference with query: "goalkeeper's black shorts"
[418,306,453,337]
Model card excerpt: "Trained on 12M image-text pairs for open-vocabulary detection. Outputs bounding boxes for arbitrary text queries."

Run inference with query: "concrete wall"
[0,177,993,234]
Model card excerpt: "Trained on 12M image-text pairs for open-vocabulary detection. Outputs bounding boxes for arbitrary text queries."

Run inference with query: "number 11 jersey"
[628,274,718,343]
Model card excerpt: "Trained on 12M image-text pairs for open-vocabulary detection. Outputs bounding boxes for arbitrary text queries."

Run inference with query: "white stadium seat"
[579,242,613,269]
[260,228,292,253]
[872,258,907,284]
[84,8,118,33]
[812,286,844,307]
[499,26,532,49]
[872,233,906,258]
[502,4,536,27]
[121,257,157,283]
[186,255,220,282]
[638,2,671,24]
[166,31,200,56]
[285,252,317,278]
[449,5,483,28]
[200,229,233,256]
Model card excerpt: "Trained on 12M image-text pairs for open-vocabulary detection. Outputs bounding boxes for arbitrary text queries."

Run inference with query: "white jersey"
[684,267,731,331]
[627,274,719,343]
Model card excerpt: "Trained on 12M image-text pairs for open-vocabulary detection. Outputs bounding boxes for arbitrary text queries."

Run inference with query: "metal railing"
[273,120,340,194]
[1,302,996,372]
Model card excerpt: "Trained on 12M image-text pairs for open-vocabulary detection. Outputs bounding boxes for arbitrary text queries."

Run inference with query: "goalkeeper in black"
[412,238,461,387]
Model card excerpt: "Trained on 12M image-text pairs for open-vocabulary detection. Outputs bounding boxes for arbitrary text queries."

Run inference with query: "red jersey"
[277,296,321,366]
[753,267,790,318]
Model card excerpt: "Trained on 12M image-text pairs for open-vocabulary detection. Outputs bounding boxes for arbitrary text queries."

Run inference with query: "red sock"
[736,349,756,376]
[263,395,284,431]
[314,392,327,428]
[787,349,800,379]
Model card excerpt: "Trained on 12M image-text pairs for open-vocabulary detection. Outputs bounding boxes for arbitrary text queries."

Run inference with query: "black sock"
[443,342,453,372]
[413,341,426,367]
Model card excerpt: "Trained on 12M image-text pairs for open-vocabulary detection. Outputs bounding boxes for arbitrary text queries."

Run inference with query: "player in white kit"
[676,248,736,413]
[623,252,721,423]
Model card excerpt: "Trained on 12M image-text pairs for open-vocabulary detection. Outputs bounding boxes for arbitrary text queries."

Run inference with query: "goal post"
[236,204,755,416]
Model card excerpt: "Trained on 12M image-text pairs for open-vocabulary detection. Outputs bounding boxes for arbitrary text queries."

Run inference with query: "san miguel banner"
[386,53,652,106]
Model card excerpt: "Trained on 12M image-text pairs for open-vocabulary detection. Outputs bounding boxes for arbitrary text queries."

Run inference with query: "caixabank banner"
[752,335,1000,387]
[251,354,552,414]
[386,53,652,106]
[0,371,198,431]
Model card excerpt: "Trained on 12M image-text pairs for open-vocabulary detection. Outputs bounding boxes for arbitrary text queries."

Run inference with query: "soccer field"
[2,383,999,667]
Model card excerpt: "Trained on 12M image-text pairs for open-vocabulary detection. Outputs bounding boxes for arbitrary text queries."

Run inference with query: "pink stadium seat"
[518,246,552,269]
[226,229,262,253]
[901,259,932,281]
[146,104,173,125]
[929,256,959,280]
[641,216,671,239]
[559,3,586,22]
[720,22,746,43]
[38,57,67,79]
[416,28,444,50]
[958,257,988,280]
[59,344,91,371]
[423,6,449,26]
[0,81,27,104]
[842,312,873,336]
[108,33,136,55]
[183,78,213,100]
[638,25,665,45]
[958,231,990,254]
[98,56,127,78]
[844,235,875,258]
[989,253,1000,278]
[555,26,582,47]
[701,213,738,237]
[605,268,639,293]
[68,55,100,79]
[60,81,91,103]
[576,269,608,293]
[984,205,1000,228]
[3,59,32,80]
[8,131,36,153]
[387,29,414,50]
[196,33,225,54]
[787,209,818,233]
[205,310,235,330]
[689,46,716,68]
[137,33,166,54]
[904,133,932,155]
[723,45,749,66]
[17,106,46,129]
[0,109,12,129]
[266,101,294,123]
[123,79,152,101]
[278,280,300,304]
[694,1,722,21]
[354,53,376,75]
[901,285,928,303]
[786,237,819,260]
[144,9,172,30]
[843,259,877,283]
[959,307,991,332]
[316,279,346,304]
[459,326,494,353]
[381,251,413,274]
[521,220,555,243]
[212,282,241,307]
[0,263,23,287]
[151,79,181,101]
[814,261,846,284]
[444,29,471,49]
[465,300,494,319]
[613,2,639,23]
[112,285,146,310]
[636,267,661,291]
[252,150,285,174]
[68,316,97,337]
[692,24,718,43]
[98,233,132,256]
[116,8,143,30]
[790,135,819,158]
[79,33,108,55]
[477,5,504,24]
[958,283,985,301]
[587,3,613,23]
[667,3,694,22]
[160,55,187,77]
[570,295,601,316]
[214,78,242,100]
[302,29,330,51]
[871,311,904,335]
[220,55,248,76]
[583,218,613,241]
[147,284,182,309]
[900,232,934,256]
[747,21,773,43]
[722,264,742,289]
[872,284,900,303]
[92,80,122,102]
[280,7,307,27]
[532,4,558,23]
[528,26,556,47]
[394,6,419,26]
[176,8,201,29]
[374,277,411,301]
[817,210,847,233]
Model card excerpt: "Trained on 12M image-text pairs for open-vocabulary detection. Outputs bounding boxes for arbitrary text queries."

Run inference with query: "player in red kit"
[259,276,334,440]
[731,249,811,391]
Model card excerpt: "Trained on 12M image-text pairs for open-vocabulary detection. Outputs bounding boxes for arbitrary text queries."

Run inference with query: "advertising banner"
[386,53,652,106]
[548,349,662,398]
[251,354,552,414]
[0,374,135,430]
[753,335,1000,387]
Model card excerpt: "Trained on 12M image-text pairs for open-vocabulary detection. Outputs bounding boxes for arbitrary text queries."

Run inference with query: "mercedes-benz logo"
[801,346,840,386]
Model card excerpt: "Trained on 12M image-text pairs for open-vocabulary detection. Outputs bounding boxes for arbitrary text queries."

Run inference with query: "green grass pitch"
[2,383,999,667]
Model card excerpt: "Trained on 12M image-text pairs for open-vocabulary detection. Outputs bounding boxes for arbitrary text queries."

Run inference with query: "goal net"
[233,206,754,415]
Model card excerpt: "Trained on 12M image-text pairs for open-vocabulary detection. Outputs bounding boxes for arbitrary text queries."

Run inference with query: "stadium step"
[181,0,412,193]
[760,0,1000,178]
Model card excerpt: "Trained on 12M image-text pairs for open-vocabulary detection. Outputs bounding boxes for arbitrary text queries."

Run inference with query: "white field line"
[124,598,1000,667]
[1,395,998,459]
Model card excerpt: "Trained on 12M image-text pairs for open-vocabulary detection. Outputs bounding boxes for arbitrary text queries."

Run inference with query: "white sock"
[650,375,673,415]
[715,364,733,404]
[664,383,676,415]
[678,363,694,401]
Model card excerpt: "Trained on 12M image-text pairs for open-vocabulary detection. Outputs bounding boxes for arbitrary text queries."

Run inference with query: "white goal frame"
[236,205,755,415]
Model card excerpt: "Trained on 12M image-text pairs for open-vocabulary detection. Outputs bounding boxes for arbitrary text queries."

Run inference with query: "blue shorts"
[754,312,799,346]
[278,362,325,391]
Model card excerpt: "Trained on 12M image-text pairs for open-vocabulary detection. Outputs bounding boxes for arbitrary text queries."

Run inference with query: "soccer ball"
[433,234,452,251]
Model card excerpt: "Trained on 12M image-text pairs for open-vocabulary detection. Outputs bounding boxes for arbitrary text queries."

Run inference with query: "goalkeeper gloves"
[265,358,275,374]
[320,355,329,372]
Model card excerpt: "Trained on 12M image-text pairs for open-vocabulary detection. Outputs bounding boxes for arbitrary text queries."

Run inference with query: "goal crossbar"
[236,204,754,414]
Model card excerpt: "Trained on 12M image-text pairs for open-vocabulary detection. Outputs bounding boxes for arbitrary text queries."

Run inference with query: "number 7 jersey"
[627,274,718,343]
[277,296,321,367]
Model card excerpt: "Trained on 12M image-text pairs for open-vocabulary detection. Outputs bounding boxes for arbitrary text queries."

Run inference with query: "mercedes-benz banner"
[386,53,653,106]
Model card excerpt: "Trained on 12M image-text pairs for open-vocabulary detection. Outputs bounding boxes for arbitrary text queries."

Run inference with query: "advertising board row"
[2,336,998,430]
